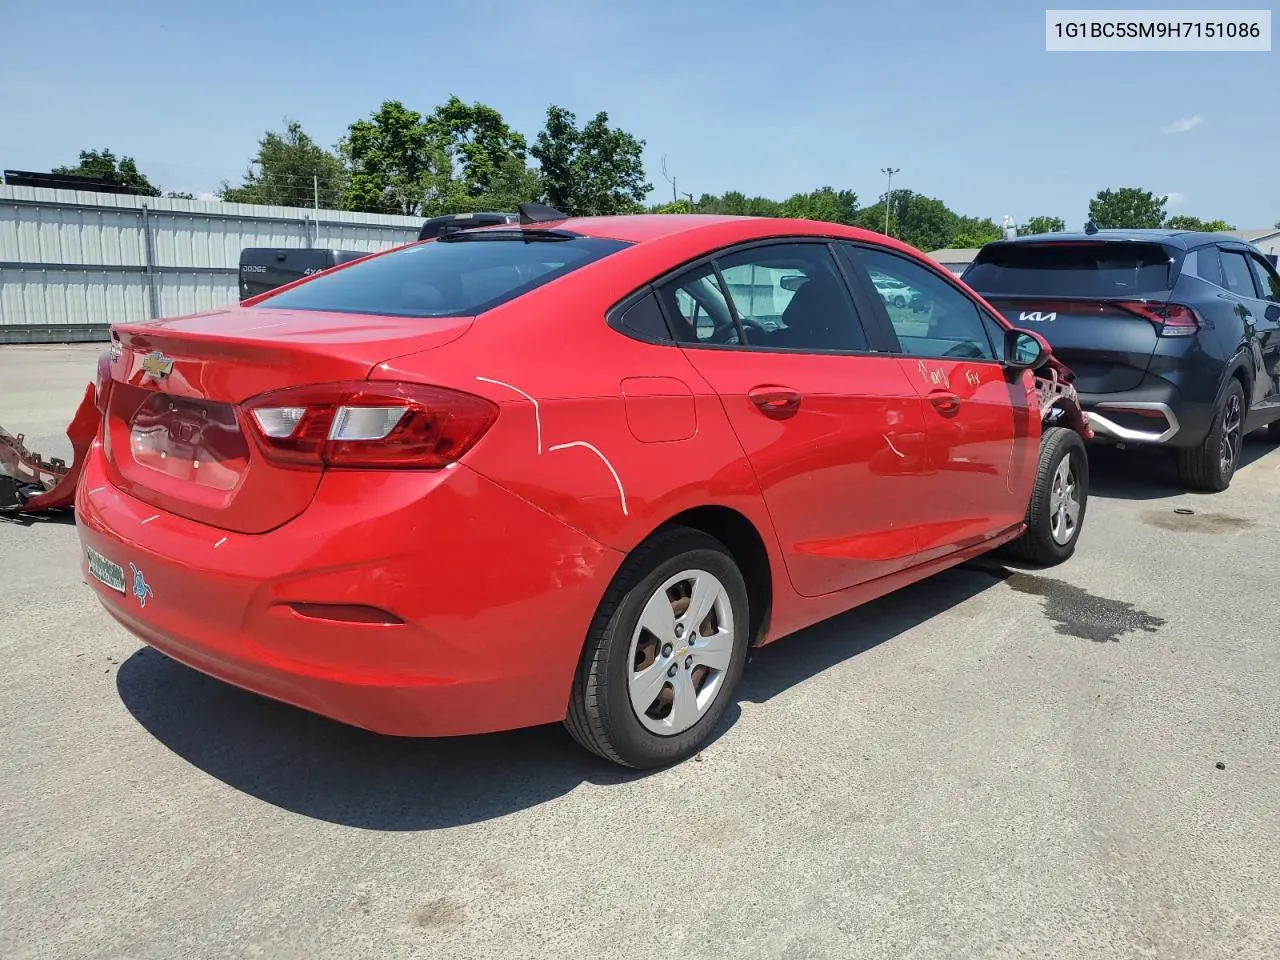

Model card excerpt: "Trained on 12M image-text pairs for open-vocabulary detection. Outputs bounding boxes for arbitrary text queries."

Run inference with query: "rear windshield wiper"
[436,228,578,243]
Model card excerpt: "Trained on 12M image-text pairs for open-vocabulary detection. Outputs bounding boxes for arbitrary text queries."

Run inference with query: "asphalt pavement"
[2,344,1278,960]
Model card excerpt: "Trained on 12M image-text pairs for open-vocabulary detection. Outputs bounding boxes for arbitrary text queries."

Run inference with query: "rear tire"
[1006,426,1089,565]
[564,526,749,769]
[1266,419,1280,442]
[1176,378,1245,492]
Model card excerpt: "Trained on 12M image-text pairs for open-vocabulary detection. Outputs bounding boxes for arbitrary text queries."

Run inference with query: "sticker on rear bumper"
[128,562,155,608]
[86,547,125,594]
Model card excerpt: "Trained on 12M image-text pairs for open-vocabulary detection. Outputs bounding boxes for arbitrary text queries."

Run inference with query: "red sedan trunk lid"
[104,307,471,534]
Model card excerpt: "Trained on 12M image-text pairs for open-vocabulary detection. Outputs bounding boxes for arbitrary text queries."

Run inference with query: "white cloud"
[196,192,220,202]
[1165,191,1187,207]
[1161,115,1204,134]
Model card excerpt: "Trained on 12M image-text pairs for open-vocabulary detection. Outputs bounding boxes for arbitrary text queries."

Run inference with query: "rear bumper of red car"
[75,446,624,737]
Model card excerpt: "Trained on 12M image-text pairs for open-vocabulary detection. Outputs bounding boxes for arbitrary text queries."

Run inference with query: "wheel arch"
[654,505,773,646]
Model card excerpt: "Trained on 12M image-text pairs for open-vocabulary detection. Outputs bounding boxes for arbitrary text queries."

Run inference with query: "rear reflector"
[241,380,498,469]
[1116,301,1201,337]
[288,602,405,625]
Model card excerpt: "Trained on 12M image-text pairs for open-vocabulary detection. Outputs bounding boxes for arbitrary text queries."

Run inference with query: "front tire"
[564,526,749,769]
[1006,426,1089,565]
[1176,378,1245,492]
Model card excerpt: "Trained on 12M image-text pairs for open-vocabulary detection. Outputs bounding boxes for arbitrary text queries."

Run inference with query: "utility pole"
[313,175,321,246]
[880,166,900,236]
[661,155,677,205]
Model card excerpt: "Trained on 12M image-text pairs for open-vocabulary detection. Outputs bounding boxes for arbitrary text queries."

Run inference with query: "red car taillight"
[1116,301,1201,337]
[95,351,113,414]
[240,381,499,469]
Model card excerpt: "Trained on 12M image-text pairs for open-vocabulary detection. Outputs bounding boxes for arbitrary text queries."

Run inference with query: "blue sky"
[2,0,1276,229]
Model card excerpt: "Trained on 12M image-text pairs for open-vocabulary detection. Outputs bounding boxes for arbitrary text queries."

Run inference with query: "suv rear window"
[257,233,630,318]
[963,241,1175,297]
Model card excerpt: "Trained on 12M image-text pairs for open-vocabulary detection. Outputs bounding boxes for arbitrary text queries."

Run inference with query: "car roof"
[454,213,932,260]
[990,228,1245,251]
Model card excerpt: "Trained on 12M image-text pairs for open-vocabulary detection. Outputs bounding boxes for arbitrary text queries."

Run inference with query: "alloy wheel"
[627,569,735,736]
[1219,393,1243,475]
[1048,456,1080,546]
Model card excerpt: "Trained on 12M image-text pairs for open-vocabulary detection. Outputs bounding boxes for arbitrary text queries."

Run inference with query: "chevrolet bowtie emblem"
[140,351,174,381]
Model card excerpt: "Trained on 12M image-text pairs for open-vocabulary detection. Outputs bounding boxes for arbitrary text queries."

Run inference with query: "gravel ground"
[2,344,1278,960]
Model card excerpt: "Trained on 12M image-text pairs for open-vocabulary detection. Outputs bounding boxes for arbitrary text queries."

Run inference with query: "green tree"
[53,148,160,196]
[532,106,651,216]
[1088,187,1167,229]
[338,100,448,215]
[949,215,1002,248]
[220,119,345,209]
[440,155,542,213]
[1020,215,1065,235]
[165,191,196,200]
[426,96,536,205]
[779,187,858,225]
[692,191,781,216]
[1165,214,1235,231]
[857,190,959,251]
[650,199,693,214]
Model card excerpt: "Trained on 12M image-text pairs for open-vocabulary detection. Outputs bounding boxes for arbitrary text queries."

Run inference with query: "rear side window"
[963,241,1174,297]
[1186,246,1226,287]
[257,234,630,318]
[1247,254,1280,301]
[1219,250,1258,297]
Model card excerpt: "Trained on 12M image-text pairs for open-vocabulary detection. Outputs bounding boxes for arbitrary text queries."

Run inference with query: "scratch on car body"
[476,376,542,454]
[548,441,629,516]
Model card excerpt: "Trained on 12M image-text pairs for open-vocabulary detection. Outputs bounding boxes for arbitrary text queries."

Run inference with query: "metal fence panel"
[0,184,422,341]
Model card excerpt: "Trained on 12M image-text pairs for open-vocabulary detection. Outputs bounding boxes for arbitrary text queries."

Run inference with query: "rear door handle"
[929,391,961,415]
[748,386,801,418]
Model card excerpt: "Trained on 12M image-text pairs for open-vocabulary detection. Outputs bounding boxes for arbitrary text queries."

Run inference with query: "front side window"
[1220,250,1259,298]
[845,245,997,361]
[258,233,631,319]
[1247,254,1280,302]
[656,242,869,352]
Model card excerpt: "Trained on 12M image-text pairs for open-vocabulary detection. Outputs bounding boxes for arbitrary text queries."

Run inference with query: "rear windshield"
[963,241,1175,297]
[257,233,631,318]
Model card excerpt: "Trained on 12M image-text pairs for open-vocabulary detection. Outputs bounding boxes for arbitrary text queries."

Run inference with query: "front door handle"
[748,386,801,419]
[929,391,961,415]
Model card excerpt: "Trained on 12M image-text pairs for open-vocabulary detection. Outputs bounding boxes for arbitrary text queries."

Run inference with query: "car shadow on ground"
[1086,434,1275,501]
[115,564,1005,831]
[0,507,77,527]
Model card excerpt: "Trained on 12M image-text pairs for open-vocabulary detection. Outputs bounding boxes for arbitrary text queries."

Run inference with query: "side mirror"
[780,275,808,292]
[1004,328,1049,369]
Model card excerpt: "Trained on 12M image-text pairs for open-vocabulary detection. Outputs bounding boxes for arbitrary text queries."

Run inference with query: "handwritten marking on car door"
[548,441,629,516]
[476,376,542,454]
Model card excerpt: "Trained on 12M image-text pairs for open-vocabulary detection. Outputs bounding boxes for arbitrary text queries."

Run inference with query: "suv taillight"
[241,381,498,469]
[1117,301,1201,337]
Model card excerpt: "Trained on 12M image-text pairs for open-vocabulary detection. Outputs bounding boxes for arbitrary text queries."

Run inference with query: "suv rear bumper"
[1079,370,1217,449]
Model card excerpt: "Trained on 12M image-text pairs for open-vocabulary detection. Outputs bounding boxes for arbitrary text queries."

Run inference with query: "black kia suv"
[963,229,1280,491]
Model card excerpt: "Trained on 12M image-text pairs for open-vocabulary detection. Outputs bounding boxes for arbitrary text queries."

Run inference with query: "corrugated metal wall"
[0,185,422,342]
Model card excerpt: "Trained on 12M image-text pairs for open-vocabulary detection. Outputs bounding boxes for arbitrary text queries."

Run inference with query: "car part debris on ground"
[0,382,99,515]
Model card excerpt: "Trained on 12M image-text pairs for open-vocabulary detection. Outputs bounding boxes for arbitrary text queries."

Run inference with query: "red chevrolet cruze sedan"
[77,209,1091,768]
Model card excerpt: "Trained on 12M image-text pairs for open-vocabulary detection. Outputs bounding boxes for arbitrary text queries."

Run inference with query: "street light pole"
[880,166,900,236]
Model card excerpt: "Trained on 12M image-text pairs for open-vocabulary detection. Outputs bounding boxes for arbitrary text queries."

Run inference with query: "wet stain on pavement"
[411,897,467,930]
[1004,572,1166,643]
[1141,509,1254,534]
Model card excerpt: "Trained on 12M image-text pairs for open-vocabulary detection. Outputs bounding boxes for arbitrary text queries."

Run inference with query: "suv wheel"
[1005,426,1089,565]
[1176,379,1245,492]
[564,527,749,769]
